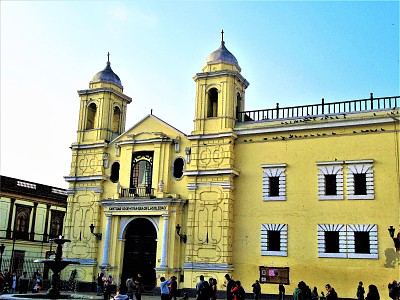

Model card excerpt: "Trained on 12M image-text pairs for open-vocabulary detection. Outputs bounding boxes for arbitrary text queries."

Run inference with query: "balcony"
[237,94,399,122]
[121,187,156,199]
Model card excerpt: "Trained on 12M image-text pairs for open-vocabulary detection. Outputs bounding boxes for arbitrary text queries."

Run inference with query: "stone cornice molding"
[193,70,249,88]
[184,168,239,177]
[78,87,132,103]
[188,132,237,140]
[235,115,396,136]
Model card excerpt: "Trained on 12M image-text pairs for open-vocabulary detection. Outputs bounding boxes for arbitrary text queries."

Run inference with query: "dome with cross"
[91,53,122,88]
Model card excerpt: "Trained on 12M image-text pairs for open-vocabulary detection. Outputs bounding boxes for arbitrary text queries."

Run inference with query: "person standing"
[325,284,338,300]
[160,277,172,300]
[103,275,113,300]
[8,271,18,294]
[231,281,245,300]
[366,285,380,300]
[97,273,104,296]
[212,278,218,300]
[311,287,318,300]
[135,273,144,300]
[169,276,178,300]
[224,274,235,300]
[279,283,285,300]
[388,281,399,300]
[18,272,30,294]
[126,276,136,300]
[357,282,365,300]
[252,280,261,300]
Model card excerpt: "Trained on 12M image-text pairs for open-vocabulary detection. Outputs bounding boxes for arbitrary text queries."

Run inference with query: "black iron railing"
[237,95,399,122]
[121,187,155,198]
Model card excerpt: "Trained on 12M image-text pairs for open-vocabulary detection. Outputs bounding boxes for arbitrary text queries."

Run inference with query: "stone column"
[159,214,169,268]
[101,214,112,267]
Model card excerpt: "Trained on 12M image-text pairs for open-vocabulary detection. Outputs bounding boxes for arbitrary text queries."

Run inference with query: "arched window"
[130,152,154,196]
[112,106,121,132]
[207,88,218,117]
[110,162,120,183]
[86,103,97,130]
[236,92,243,120]
[172,157,185,179]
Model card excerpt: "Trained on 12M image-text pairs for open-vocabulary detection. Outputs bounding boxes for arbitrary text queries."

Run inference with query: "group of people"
[159,276,180,300]
[0,269,42,294]
[126,273,145,300]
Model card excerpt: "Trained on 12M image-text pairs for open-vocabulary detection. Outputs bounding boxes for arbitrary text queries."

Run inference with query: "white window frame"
[261,164,286,201]
[317,161,344,200]
[346,160,374,200]
[317,224,347,258]
[261,224,287,256]
[318,224,378,259]
[347,224,378,259]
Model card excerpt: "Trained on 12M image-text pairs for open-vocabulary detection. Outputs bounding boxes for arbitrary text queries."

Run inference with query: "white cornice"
[117,137,173,146]
[70,142,108,150]
[64,175,106,182]
[235,116,395,136]
[188,132,237,140]
[183,168,240,177]
[193,70,249,88]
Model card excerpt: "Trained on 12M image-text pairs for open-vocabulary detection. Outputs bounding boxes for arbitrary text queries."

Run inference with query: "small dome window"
[110,162,120,183]
[172,157,185,179]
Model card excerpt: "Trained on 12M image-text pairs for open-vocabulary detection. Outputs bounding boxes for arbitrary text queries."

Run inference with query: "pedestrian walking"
[325,284,338,300]
[357,282,365,300]
[279,283,285,300]
[160,276,172,300]
[252,280,261,300]
[366,285,380,300]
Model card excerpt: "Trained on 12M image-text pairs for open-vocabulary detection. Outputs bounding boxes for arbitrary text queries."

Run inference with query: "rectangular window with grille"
[268,230,281,251]
[354,173,367,195]
[269,177,280,197]
[325,175,337,195]
[354,231,370,253]
[325,231,339,253]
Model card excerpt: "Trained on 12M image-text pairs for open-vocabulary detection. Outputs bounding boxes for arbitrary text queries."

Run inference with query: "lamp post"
[388,226,400,251]
[176,224,187,243]
[89,224,102,240]
[0,243,5,270]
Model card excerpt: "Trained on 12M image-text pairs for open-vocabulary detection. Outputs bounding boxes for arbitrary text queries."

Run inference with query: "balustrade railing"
[237,95,399,122]
[121,187,155,198]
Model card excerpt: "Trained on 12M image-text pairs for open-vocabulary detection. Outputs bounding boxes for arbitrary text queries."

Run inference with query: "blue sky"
[1,1,399,188]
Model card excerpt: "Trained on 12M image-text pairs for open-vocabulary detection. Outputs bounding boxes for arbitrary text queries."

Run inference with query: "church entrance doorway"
[122,218,157,291]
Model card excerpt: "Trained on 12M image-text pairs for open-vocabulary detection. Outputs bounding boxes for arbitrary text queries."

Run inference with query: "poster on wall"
[259,266,289,284]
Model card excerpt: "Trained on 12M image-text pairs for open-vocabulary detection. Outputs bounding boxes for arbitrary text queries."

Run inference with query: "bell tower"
[76,53,132,143]
[184,33,249,283]
[192,31,249,135]
[64,54,132,282]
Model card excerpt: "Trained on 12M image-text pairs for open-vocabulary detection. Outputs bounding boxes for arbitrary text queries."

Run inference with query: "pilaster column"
[101,214,112,267]
[30,203,38,241]
[159,214,169,268]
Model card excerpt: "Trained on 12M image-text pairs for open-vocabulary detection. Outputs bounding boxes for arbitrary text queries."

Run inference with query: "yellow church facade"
[64,39,400,298]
